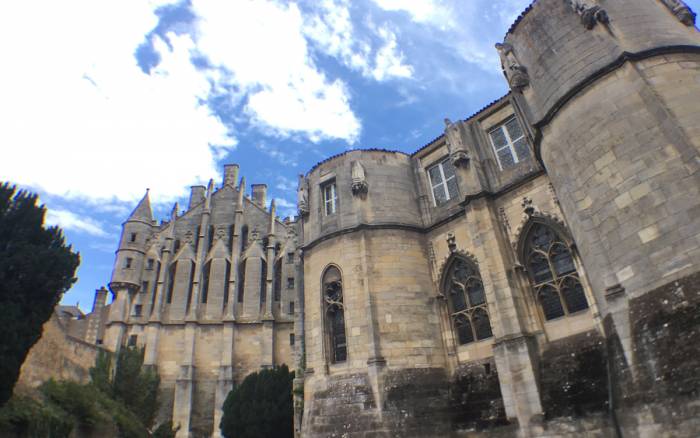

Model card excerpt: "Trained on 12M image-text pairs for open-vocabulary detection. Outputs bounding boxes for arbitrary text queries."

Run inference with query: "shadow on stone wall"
[539,331,609,420]
[449,360,508,432]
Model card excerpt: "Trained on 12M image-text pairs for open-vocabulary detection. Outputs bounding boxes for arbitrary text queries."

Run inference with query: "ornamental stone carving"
[351,161,368,196]
[447,232,457,253]
[297,174,310,217]
[444,118,470,168]
[659,0,696,25]
[566,0,609,29]
[495,43,529,92]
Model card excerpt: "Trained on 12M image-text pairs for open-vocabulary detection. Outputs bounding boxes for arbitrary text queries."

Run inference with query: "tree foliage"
[90,347,161,428]
[0,347,166,438]
[220,365,294,438]
[0,183,80,406]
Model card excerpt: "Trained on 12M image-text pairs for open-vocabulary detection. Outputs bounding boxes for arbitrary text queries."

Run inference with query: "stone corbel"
[659,0,696,25]
[495,43,530,92]
[566,0,609,29]
[297,174,310,217]
[450,150,470,168]
[350,161,368,196]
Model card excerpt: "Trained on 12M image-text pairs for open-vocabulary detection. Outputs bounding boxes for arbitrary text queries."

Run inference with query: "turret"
[111,189,154,290]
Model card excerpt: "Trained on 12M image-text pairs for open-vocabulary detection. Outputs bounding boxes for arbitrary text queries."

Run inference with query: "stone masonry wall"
[15,313,103,392]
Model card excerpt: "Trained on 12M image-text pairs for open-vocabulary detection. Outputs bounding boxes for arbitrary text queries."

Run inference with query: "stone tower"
[99,167,299,437]
[502,0,700,430]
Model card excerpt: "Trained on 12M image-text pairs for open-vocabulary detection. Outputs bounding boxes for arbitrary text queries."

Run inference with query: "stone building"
[66,0,700,436]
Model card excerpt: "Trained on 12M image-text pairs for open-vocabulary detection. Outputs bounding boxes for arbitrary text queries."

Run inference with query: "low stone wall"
[14,313,104,393]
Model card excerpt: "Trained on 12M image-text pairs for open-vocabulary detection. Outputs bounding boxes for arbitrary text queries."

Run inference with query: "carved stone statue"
[495,42,530,92]
[446,232,457,253]
[444,118,470,168]
[351,161,368,196]
[659,0,696,25]
[297,174,309,217]
[566,0,609,29]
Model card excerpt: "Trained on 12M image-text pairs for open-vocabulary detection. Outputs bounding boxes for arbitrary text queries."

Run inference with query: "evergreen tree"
[220,365,294,438]
[0,183,80,406]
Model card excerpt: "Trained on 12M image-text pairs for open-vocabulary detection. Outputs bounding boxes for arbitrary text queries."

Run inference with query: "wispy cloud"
[275,175,298,193]
[256,144,299,167]
[45,209,109,238]
[303,0,413,81]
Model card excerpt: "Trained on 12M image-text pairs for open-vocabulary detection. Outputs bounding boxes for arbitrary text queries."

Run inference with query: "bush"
[0,394,73,438]
[0,346,162,437]
[220,365,293,438]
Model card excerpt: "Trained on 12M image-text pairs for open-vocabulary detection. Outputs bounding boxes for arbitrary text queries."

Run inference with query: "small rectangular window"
[125,257,133,269]
[133,305,142,316]
[488,116,530,170]
[323,181,337,215]
[96,339,103,345]
[290,333,295,346]
[127,335,137,347]
[130,233,137,242]
[427,159,459,206]
[287,252,294,264]
[141,281,149,294]
[146,258,154,270]
[287,277,294,289]
[289,301,295,315]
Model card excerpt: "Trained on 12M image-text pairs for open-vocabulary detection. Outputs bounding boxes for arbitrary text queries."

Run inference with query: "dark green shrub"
[0,394,73,438]
[220,365,293,438]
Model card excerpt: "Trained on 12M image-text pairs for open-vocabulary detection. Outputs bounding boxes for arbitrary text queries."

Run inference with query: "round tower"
[503,0,700,425]
[300,150,450,437]
[104,190,154,350]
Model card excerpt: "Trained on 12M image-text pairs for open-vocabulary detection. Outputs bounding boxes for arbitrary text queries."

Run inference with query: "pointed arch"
[322,264,347,363]
[440,254,493,346]
[518,218,588,321]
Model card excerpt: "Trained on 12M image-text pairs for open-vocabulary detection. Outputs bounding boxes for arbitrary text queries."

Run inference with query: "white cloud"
[189,0,361,143]
[372,26,413,81]
[371,0,532,73]
[303,0,413,81]
[45,209,109,237]
[275,175,298,193]
[255,144,299,167]
[372,0,453,27]
[0,1,233,204]
[273,198,297,219]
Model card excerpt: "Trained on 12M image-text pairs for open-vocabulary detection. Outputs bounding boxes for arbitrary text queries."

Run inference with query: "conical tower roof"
[128,189,153,222]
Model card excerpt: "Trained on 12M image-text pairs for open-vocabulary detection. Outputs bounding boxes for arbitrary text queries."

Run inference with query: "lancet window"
[444,257,493,345]
[523,223,589,321]
[323,266,347,363]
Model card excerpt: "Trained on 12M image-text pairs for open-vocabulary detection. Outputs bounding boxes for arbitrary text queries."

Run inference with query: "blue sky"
[1,0,698,312]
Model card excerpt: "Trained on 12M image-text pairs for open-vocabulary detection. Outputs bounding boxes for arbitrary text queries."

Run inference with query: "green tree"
[89,346,160,428]
[220,365,294,438]
[0,183,80,406]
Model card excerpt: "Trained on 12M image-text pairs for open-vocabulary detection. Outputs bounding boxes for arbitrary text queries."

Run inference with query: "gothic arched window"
[323,266,347,363]
[523,222,589,321]
[444,257,493,345]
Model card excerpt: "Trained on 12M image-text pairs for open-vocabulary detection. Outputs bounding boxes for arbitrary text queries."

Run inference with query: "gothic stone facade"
[69,0,700,436]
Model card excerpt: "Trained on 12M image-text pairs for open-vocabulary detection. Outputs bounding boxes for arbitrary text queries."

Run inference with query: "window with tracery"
[523,223,589,321]
[323,266,347,363]
[444,257,493,345]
